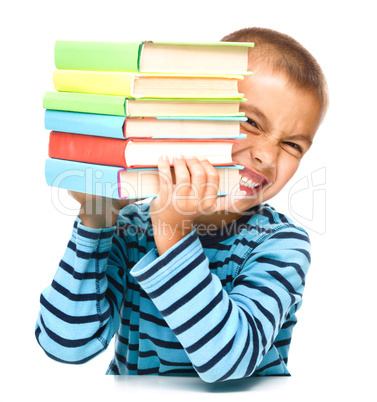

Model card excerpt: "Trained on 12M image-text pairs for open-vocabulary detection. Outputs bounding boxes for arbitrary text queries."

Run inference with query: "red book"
[48,131,237,169]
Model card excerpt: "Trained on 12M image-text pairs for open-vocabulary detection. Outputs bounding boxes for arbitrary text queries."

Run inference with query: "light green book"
[54,40,254,75]
[43,92,246,117]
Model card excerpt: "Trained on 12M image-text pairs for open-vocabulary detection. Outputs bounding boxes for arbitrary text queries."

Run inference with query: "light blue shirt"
[36,201,310,382]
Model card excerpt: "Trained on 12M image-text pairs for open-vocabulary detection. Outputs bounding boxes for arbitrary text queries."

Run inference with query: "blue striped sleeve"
[35,218,125,364]
[130,225,310,383]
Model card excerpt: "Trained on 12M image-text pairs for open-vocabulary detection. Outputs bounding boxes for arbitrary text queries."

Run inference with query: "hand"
[150,155,220,255]
[68,190,136,229]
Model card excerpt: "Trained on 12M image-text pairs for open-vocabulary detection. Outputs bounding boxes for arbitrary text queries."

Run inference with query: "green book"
[43,92,126,116]
[43,92,246,117]
[54,40,254,75]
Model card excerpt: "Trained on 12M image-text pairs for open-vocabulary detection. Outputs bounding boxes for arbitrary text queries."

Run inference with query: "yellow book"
[53,70,245,99]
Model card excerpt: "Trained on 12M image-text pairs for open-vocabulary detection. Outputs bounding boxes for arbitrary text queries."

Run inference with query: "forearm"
[152,216,194,256]
[70,191,135,229]
[78,198,132,229]
[35,218,121,363]
[79,207,119,229]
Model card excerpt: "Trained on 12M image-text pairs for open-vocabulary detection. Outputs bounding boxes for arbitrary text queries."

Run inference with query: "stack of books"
[44,40,254,199]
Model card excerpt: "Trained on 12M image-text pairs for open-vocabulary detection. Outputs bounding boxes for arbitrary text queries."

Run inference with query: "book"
[43,91,246,117]
[45,158,243,199]
[53,70,245,99]
[54,40,254,75]
[45,110,247,139]
[48,131,238,168]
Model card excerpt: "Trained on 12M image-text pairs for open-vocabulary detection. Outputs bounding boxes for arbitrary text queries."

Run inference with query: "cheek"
[275,157,300,188]
[231,138,252,155]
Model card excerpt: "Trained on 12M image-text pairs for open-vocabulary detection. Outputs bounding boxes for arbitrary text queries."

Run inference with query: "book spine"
[45,110,126,139]
[54,41,141,72]
[53,70,135,97]
[45,158,124,199]
[48,131,129,168]
[43,92,127,116]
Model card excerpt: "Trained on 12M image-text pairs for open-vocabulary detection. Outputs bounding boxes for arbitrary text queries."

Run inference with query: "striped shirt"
[35,201,311,383]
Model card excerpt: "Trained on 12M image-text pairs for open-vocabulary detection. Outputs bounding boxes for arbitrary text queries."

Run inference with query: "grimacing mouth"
[237,165,272,195]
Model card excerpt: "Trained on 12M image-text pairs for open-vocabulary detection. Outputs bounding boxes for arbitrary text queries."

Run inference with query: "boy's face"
[230,71,323,213]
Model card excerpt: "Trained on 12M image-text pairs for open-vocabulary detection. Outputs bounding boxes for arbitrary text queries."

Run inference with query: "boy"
[35,27,328,382]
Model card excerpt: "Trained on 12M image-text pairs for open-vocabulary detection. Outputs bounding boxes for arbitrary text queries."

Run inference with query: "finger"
[197,158,220,212]
[173,154,191,196]
[185,156,207,198]
[199,157,220,193]
[157,154,173,201]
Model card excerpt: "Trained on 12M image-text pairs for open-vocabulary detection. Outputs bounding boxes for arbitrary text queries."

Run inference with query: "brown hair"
[222,27,329,113]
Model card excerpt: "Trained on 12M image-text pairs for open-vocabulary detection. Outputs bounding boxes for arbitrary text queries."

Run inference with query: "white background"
[1,0,376,400]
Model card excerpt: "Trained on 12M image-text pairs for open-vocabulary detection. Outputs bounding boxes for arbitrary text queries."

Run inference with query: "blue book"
[45,158,243,200]
[44,110,247,139]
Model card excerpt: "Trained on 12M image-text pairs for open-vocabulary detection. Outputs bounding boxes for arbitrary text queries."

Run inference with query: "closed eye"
[283,141,303,154]
[246,118,258,128]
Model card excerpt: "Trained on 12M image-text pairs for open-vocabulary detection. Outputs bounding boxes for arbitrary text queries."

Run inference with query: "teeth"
[239,175,262,189]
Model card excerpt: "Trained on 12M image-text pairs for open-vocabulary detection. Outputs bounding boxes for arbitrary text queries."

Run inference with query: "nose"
[250,135,278,168]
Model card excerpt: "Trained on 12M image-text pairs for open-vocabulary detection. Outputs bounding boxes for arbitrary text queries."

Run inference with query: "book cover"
[45,158,243,199]
[43,91,127,116]
[55,41,140,72]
